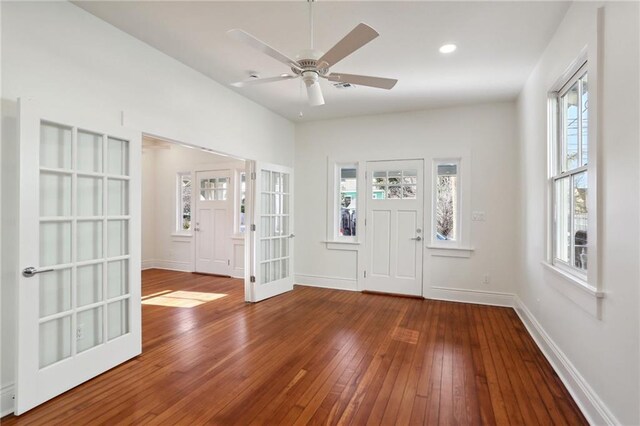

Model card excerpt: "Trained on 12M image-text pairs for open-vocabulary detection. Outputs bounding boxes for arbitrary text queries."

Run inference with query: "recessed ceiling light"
[439,44,457,54]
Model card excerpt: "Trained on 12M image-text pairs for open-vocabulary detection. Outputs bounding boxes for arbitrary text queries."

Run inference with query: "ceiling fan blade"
[317,23,379,69]
[231,74,298,88]
[327,73,398,90]
[227,29,301,70]
[306,82,325,106]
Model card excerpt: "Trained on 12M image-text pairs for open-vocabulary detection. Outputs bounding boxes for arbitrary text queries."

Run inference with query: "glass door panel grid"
[38,121,131,368]
[259,171,290,284]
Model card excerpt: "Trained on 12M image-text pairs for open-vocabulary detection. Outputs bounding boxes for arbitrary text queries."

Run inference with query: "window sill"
[171,232,192,238]
[541,261,604,319]
[426,245,474,258]
[324,240,360,251]
[541,261,603,298]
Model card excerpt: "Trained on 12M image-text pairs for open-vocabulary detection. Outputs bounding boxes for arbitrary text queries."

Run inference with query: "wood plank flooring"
[3,269,587,425]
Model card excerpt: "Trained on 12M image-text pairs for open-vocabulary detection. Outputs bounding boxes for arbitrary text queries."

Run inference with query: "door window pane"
[77,130,103,173]
[77,220,103,261]
[108,179,129,215]
[77,176,103,217]
[40,316,72,368]
[107,260,129,299]
[40,221,72,266]
[107,137,129,176]
[108,300,129,340]
[39,268,72,318]
[77,263,103,307]
[40,172,71,217]
[77,306,104,353]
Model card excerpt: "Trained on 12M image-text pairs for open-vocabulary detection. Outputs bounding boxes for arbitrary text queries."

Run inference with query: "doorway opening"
[140,134,248,301]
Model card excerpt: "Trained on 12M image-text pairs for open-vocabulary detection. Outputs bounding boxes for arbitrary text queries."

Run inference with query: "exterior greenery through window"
[435,163,458,241]
[339,168,357,237]
[552,64,588,275]
[178,173,192,231]
[239,172,246,233]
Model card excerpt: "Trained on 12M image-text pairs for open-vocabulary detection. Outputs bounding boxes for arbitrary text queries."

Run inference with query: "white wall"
[294,101,519,303]
[516,2,639,424]
[0,1,293,409]
[141,141,245,276]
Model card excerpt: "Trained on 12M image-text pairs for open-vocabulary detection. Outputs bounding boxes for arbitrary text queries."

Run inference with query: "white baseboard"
[428,286,515,307]
[295,274,358,292]
[513,296,617,426]
[1,383,14,417]
[142,260,192,272]
[141,260,155,270]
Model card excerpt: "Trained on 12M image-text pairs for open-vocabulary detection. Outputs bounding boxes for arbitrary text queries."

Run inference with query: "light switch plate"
[472,211,486,221]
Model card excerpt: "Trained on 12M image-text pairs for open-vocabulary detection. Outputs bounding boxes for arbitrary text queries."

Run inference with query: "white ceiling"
[74,1,570,122]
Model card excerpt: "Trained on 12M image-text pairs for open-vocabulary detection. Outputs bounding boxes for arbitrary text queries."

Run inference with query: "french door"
[364,159,424,296]
[194,170,232,276]
[247,162,294,302]
[15,99,141,414]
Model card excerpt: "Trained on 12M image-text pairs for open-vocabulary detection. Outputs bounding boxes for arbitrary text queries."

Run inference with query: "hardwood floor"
[3,269,587,425]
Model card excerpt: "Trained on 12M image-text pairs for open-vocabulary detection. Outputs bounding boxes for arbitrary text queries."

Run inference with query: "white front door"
[194,170,231,276]
[16,99,141,414]
[247,162,294,302]
[364,160,424,296]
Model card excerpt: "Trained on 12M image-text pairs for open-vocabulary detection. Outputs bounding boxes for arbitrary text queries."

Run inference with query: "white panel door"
[247,162,294,302]
[195,170,231,276]
[364,160,424,296]
[16,99,141,414]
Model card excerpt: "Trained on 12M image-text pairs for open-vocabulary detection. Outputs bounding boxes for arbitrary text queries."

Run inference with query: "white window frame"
[326,159,362,246]
[546,52,602,303]
[235,169,247,235]
[430,158,461,247]
[176,171,192,234]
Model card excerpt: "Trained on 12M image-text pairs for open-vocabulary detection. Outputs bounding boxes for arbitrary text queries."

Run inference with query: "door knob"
[22,266,54,278]
[411,236,422,241]
[288,233,295,238]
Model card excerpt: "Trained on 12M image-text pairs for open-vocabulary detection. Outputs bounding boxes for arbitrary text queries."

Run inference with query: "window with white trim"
[338,166,357,238]
[551,63,589,277]
[237,171,246,233]
[432,160,460,243]
[177,172,192,232]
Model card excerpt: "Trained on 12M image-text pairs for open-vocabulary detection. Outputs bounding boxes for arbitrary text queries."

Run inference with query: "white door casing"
[364,160,424,296]
[16,98,141,414]
[194,170,232,276]
[247,161,294,302]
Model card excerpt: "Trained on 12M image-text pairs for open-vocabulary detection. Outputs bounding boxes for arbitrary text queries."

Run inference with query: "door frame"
[362,158,425,297]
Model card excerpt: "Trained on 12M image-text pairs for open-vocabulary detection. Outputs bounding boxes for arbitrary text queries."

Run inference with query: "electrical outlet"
[472,211,486,222]
[482,274,490,285]
[76,324,85,340]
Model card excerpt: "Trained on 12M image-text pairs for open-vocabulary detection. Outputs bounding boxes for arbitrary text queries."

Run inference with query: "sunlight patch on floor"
[142,290,228,308]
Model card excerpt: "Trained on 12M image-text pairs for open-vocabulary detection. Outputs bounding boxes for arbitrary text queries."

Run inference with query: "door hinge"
[227,259,231,266]
[251,172,256,180]
[364,218,367,226]
[250,275,256,283]
[364,270,367,278]
[251,224,256,231]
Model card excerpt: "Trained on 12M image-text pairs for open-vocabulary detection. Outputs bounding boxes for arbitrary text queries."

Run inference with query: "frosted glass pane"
[77,130,103,173]
[108,220,129,257]
[39,268,71,318]
[107,260,129,298]
[108,179,129,215]
[107,137,129,176]
[281,259,289,280]
[77,307,103,353]
[261,171,270,191]
[39,315,71,368]
[281,239,289,258]
[260,239,269,261]
[281,217,289,235]
[261,262,270,284]
[282,195,290,214]
[271,172,281,192]
[77,220,103,261]
[40,122,71,170]
[260,217,270,237]
[282,174,290,194]
[261,194,270,214]
[271,238,280,260]
[272,260,280,282]
[77,176,103,216]
[40,172,71,217]
[77,263,103,307]
[108,300,129,340]
[40,221,71,267]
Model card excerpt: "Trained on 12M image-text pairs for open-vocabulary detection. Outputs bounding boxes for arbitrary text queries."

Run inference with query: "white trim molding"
[143,260,192,273]
[295,274,358,292]
[428,286,514,307]
[514,296,618,426]
[1,383,15,417]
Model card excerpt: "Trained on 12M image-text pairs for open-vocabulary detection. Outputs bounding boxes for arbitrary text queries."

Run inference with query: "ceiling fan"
[227,0,398,107]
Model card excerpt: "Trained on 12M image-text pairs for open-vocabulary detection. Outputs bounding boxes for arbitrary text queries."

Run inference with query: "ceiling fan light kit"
[227,0,398,107]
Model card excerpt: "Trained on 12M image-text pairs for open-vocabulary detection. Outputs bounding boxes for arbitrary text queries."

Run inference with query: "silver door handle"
[411,236,422,241]
[22,266,55,278]
[289,233,295,238]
